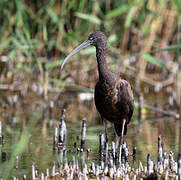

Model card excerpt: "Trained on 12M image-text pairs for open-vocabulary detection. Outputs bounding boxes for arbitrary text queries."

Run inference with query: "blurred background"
[0,0,181,178]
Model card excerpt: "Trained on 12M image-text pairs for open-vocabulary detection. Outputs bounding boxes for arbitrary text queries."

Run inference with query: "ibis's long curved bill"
[61,40,91,69]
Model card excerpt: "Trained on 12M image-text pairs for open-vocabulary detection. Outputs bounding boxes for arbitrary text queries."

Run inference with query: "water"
[0,90,180,178]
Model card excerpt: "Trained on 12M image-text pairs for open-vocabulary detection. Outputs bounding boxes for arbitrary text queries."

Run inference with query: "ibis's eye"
[89,37,94,41]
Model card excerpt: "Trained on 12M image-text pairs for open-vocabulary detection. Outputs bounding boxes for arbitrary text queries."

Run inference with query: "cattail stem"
[99,133,104,154]
[133,146,137,164]
[59,109,67,145]
[138,93,143,120]
[0,121,2,144]
[49,101,54,119]
[81,119,86,150]
[178,154,181,177]
[51,161,56,177]
[32,163,36,180]
[53,127,58,151]
[158,136,163,162]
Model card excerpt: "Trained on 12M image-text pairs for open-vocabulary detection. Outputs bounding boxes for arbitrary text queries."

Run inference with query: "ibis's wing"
[115,79,134,123]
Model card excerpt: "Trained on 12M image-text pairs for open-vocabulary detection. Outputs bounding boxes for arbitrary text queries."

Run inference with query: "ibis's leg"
[113,124,119,149]
[120,118,126,145]
[118,118,126,163]
[101,116,108,143]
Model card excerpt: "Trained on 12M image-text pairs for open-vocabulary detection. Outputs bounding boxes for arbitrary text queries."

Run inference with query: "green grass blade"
[174,0,181,13]
[108,34,118,44]
[151,45,181,52]
[141,53,167,69]
[43,24,48,42]
[15,0,23,26]
[50,78,94,93]
[45,59,63,70]
[81,47,95,55]
[105,5,130,19]
[75,12,101,25]
[0,39,10,52]
[47,8,58,23]
[125,6,136,28]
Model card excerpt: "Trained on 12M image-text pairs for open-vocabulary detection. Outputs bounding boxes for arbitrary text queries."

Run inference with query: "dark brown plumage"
[61,31,134,138]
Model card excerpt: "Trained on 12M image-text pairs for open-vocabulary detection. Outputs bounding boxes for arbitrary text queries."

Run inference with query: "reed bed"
[0,0,180,108]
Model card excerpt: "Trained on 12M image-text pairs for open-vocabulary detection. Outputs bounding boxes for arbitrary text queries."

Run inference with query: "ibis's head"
[61,31,107,69]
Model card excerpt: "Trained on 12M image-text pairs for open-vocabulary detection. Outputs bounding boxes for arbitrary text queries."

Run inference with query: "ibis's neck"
[96,47,110,81]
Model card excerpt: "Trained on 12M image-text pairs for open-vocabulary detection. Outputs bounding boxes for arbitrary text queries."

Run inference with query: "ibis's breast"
[94,78,134,124]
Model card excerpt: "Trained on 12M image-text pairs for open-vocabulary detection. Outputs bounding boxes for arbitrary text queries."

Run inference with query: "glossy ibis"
[61,32,134,143]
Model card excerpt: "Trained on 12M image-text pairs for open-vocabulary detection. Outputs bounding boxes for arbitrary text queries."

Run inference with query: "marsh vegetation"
[0,0,181,178]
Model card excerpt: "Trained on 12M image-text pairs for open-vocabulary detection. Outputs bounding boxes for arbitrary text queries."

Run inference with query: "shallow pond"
[0,89,180,178]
